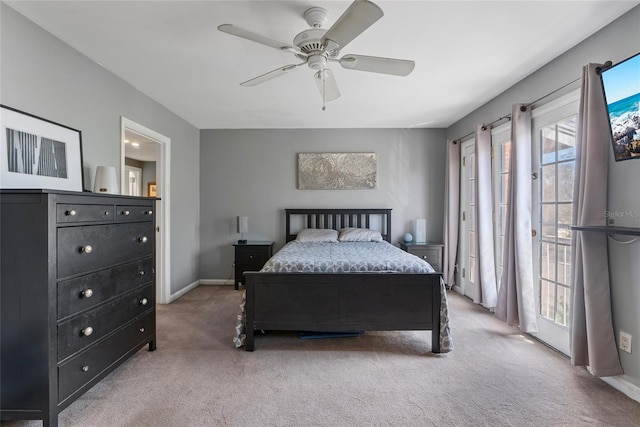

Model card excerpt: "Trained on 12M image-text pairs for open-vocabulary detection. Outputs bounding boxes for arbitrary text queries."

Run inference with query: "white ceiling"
[124,129,159,162]
[6,1,639,129]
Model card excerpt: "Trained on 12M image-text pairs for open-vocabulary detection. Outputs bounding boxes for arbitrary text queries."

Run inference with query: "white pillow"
[295,228,339,243]
[338,228,383,242]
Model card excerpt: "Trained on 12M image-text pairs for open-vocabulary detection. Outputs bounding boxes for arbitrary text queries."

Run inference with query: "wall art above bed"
[297,152,377,190]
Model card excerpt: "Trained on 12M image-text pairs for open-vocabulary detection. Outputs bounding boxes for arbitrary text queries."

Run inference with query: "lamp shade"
[93,166,119,194]
[414,218,427,243]
[237,216,249,234]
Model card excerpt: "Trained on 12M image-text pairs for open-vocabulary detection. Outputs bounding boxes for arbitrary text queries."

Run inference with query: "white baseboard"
[166,279,234,303]
[599,375,640,403]
[199,279,234,286]
[168,279,200,303]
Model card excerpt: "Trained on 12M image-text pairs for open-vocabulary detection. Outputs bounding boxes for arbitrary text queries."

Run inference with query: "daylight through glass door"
[532,110,577,354]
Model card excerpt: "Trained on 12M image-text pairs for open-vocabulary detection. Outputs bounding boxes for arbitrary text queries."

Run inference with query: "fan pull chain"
[322,71,326,111]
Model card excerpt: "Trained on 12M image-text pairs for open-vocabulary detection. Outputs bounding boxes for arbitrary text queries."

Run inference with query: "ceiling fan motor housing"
[293,29,339,61]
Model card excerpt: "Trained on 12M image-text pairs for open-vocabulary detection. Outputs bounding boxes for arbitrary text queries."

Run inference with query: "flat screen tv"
[600,52,640,161]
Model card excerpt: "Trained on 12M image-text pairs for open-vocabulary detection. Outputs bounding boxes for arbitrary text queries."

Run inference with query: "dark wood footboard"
[244,272,443,353]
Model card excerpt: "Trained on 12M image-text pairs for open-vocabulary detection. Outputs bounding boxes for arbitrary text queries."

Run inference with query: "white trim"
[491,121,511,137]
[121,117,171,305]
[169,280,200,303]
[532,89,580,119]
[599,375,640,403]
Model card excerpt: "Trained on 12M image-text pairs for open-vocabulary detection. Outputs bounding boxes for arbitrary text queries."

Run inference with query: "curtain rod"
[452,73,587,144]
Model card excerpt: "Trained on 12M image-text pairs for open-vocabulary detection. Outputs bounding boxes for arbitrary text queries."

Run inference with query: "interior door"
[124,165,142,196]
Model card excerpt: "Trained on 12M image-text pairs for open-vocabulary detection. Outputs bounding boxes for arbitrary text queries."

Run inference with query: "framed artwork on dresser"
[1,104,84,192]
[147,181,157,197]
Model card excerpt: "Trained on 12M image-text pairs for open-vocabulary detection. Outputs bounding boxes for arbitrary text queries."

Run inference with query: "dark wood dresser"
[1,190,157,427]
[233,241,274,290]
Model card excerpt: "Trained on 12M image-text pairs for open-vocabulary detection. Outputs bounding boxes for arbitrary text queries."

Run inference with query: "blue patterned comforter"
[261,241,436,273]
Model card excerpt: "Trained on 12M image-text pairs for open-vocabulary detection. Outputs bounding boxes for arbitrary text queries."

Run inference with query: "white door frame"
[121,117,171,305]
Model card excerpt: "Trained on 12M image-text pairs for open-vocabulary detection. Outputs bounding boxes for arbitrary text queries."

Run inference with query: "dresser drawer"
[57,222,154,278]
[57,284,154,361]
[58,257,154,320]
[116,205,155,222]
[408,247,442,272]
[57,204,115,224]
[58,311,154,404]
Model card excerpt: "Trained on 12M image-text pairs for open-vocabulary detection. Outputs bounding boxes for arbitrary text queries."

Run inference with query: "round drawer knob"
[82,366,89,372]
[139,236,148,243]
[81,289,94,298]
[66,209,77,216]
[138,270,145,276]
[81,245,93,254]
[104,211,110,216]
[140,298,148,306]
[82,326,94,336]
[249,255,254,259]
[423,256,427,259]
[122,210,130,216]
[139,327,145,333]
[145,210,153,215]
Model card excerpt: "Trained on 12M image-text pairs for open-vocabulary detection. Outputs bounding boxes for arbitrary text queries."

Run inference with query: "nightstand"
[400,242,444,273]
[233,241,274,290]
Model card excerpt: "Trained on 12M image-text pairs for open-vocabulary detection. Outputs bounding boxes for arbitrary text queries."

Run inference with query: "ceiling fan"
[218,0,415,107]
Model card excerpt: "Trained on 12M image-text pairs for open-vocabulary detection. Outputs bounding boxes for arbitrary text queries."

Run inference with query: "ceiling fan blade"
[240,63,305,87]
[338,54,415,76]
[218,24,304,56]
[321,0,383,51]
[314,69,340,102]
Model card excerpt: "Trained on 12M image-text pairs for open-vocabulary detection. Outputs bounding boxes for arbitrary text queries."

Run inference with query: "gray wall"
[1,3,201,294]
[142,161,157,197]
[199,128,446,279]
[447,6,640,389]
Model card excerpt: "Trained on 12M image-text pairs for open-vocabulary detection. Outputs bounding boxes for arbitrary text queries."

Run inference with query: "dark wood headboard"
[285,208,392,243]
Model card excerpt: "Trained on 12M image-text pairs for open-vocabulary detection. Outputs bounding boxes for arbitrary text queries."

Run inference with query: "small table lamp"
[237,216,248,244]
[93,166,118,194]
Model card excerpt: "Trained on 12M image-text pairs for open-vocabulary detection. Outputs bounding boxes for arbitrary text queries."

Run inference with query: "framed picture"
[147,181,157,197]
[1,105,84,191]
[297,152,377,190]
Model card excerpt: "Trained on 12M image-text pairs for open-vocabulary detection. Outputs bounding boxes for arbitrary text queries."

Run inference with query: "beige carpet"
[3,285,640,427]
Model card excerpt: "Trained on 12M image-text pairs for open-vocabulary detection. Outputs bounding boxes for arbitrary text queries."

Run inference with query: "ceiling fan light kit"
[218,0,414,108]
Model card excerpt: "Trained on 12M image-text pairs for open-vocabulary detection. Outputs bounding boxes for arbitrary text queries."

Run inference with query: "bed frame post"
[431,281,441,353]
[245,281,255,352]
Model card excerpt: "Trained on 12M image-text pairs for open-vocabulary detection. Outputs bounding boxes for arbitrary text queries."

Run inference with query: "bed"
[235,208,452,353]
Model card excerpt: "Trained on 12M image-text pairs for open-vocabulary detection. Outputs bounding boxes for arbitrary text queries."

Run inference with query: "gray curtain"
[473,125,497,308]
[570,64,622,376]
[443,139,460,287]
[495,104,538,332]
